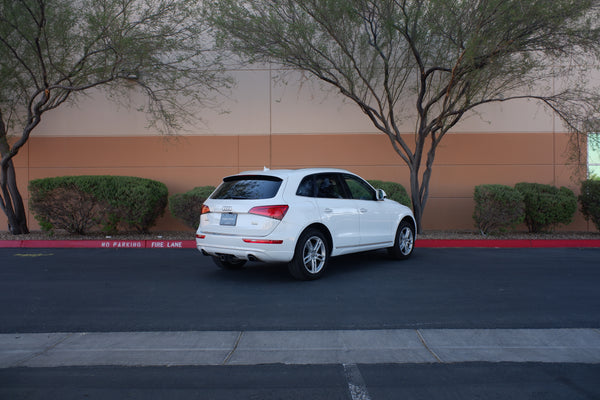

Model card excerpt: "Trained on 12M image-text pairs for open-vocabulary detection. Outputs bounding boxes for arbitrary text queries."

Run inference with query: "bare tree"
[0,0,230,234]
[207,0,600,232]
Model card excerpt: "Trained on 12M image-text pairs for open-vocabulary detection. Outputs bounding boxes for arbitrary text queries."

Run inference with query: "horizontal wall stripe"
[3,132,591,232]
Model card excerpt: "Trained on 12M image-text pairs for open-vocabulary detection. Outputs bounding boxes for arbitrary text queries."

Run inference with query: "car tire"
[288,228,329,280]
[212,255,247,270]
[388,220,415,260]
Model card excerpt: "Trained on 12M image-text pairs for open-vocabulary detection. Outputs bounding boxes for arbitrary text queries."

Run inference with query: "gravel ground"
[0,230,598,241]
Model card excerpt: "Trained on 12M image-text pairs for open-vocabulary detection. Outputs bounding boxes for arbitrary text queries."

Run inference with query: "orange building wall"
[7,130,591,233]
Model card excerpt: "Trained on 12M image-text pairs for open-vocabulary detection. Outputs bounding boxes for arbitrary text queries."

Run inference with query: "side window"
[343,174,376,200]
[315,174,346,199]
[296,175,315,197]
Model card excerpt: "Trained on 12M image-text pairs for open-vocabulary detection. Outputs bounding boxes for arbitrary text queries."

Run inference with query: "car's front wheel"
[212,255,247,270]
[288,228,329,280]
[388,220,415,260]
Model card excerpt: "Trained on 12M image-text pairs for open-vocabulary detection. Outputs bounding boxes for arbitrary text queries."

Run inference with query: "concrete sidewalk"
[2,329,600,368]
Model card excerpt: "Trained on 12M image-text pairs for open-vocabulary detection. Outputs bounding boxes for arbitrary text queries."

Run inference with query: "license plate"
[220,213,237,226]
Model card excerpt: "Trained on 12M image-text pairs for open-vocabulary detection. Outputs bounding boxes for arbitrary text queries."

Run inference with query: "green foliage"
[29,184,106,235]
[207,0,600,232]
[0,0,231,234]
[29,176,168,234]
[368,180,411,207]
[514,182,578,233]
[579,179,600,231]
[0,0,228,136]
[169,186,216,229]
[99,176,169,233]
[473,184,525,235]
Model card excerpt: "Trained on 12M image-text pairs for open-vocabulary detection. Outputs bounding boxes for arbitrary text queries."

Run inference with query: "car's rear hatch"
[200,175,288,237]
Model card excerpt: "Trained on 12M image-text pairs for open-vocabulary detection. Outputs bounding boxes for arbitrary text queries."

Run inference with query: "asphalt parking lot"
[1,247,599,399]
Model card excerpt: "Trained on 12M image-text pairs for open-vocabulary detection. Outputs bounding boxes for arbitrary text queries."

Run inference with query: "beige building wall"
[5,67,592,233]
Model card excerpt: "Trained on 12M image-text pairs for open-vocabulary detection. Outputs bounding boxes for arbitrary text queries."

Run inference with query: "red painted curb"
[528,239,600,248]
[416,239,600,248]
[0,240,197,249]
[1,238,600,249]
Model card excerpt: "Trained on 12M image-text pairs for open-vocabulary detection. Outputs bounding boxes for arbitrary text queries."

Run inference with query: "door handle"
[359,208,368,213]
[323,208,333,213]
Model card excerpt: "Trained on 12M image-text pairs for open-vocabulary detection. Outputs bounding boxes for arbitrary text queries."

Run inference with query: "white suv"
[196,168,416,280]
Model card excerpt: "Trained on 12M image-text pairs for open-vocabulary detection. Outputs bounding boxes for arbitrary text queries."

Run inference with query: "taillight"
[201,204,210,214]
[243,239,283,244]
[248,205,289,220]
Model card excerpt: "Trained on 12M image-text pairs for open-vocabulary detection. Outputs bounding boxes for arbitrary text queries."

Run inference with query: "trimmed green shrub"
[368,180,411,207]
[514,182,577,233]
[98,176,168,233]
[579,179,600,231]
[169,186,216,229]
[473,184,525,235]
[29,176,168,234]
[29,184,107,234]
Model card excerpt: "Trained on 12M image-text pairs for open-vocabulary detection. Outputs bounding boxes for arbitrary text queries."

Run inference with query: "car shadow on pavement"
[205,262,294,283]
[204,250,401,283]
[326,250,396,276]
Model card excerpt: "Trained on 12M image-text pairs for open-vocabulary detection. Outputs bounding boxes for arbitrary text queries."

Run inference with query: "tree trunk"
[0,122,29,235]
[0,158,29,234]
[409,166,424,234]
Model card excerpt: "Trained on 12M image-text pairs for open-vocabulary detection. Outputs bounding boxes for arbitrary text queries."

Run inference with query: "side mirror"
[376,189,387,201]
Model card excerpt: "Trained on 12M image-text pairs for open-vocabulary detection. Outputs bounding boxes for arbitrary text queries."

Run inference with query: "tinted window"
[343,174,376,200]
[211,175,282,200]
[296,174,348,198]
[296,175,315,197]
[315,174,346,199]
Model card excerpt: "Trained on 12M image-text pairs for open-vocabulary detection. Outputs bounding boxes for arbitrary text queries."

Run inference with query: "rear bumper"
[196,234,295,263]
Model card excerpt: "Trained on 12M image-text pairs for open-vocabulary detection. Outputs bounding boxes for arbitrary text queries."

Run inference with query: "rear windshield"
[210,175,283,200]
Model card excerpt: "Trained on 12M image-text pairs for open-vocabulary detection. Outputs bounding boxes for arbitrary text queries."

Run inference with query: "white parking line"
[343,363,371,400]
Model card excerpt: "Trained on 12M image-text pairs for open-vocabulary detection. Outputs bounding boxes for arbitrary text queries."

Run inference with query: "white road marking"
[343,363,372,400]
